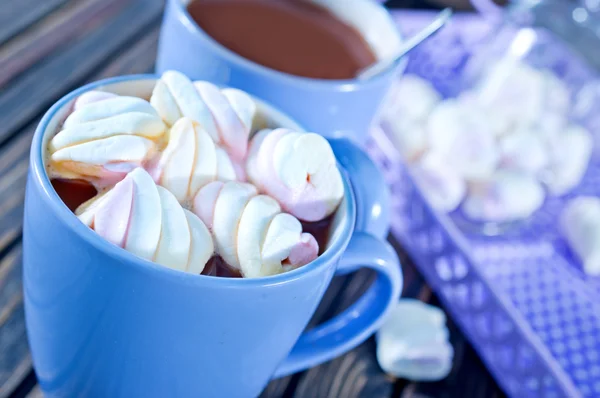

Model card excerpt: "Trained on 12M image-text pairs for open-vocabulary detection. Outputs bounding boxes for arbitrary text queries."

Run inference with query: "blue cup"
[24,76,402,398]
[155,0,406,145]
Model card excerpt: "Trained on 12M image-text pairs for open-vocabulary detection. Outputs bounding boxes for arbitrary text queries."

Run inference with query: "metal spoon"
[357,8,453,80]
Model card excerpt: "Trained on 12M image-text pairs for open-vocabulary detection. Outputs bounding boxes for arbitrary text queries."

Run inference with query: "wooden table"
[0,1,506,397]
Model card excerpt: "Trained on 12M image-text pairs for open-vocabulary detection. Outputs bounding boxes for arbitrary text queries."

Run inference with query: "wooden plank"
[294,338,392,398]
[0,0,69,45]
[0,0,164,147]
[26,385,43,398]
[0,24,161,265]
[0,246,27,398]
[401,305,506,398]
[0,0,132,88]
[0,18,161,398]
[292,266,394,398]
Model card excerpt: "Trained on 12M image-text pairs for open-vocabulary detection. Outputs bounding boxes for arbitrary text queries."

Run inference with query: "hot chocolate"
[51,179,333,278]
[187,0,377,79]
[46,71,344,278]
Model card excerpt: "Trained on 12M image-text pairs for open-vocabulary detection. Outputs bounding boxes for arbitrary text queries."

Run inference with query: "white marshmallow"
[427,99,498,180]
[193,181,319,278]
[499,129,548,174]
[151,71,256,163]
[411,152,466,213]
[560,197,600,276]
[475,60,546,132]
[462,171,545,222]
[376,299,453,381]
[247,129,344,222]
[212,182,258,269]
[386,121,428,162]
[384,75,441,123]
[150,117,238,204]
[541,125,593,196]
[50,96,166,184]
[77,168,213,273]
[383,75,441,161]
[542,70,570,116]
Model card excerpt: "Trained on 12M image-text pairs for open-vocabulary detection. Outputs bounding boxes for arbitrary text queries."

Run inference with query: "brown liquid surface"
[187,0,376,79]
[51,178,98,212]
[52,178,333,277]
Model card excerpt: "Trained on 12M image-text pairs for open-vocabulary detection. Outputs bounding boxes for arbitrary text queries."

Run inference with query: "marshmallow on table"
[462,171,545,222]
[541,125,593,196]
[246,129,344,222]
[150,70,256,166]
[411,152,466,213]
[77,168,213,274]
[376,299,453,381]
[560,196,600,276]
[149,117,238,204]
[49,92,167,186]
[193,181,319,278]
[427,98,499,180]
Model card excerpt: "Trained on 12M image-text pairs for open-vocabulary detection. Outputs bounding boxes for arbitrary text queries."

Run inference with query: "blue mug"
[155,0,407,145]
[23,75,402,398]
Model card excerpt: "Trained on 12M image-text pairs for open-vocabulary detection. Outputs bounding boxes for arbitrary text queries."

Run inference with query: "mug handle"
[328,137,391,239]
[273,138,403,378]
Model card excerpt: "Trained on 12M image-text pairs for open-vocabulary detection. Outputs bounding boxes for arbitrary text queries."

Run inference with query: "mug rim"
[30,74,357,287]
[169,0,408,88]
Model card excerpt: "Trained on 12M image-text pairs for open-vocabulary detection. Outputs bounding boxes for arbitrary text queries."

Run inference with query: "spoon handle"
[357,8,453,80]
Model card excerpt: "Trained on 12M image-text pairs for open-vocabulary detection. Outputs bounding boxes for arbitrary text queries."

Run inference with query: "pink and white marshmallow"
[382,75,440,161]
[541,125,593,196]
[193,181,319,278]
[427,99,499,180]
[149,117,239,204]
[246,129,344,222]
[49,91,167,186]
[411,152,466,213]
[77,168,213,274]
[150,70,256,165]
[462,171,545,222]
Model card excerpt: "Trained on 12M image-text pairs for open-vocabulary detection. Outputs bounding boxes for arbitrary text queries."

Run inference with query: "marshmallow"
[149,117,238,204]
[475,60,546,132]
[560,196,600,276]
[49,94,167,186]
[427,99,498,180]
[383,75,441,160]
[193,181,319,278]
[247,129,344,222]
[386,121,428,162]
[72,90,117,110]
[541,125,593,196]
[150,70,256,163]
[499,129,548,174]
[462,171,545,222]
[376,299,453,381]
[542,70,570,116]
[411,152,466,213]
[384,75,441,124]
[77,168,213,273]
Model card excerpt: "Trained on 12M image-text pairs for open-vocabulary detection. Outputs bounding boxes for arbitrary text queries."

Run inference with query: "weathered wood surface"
[0,1,504,397]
